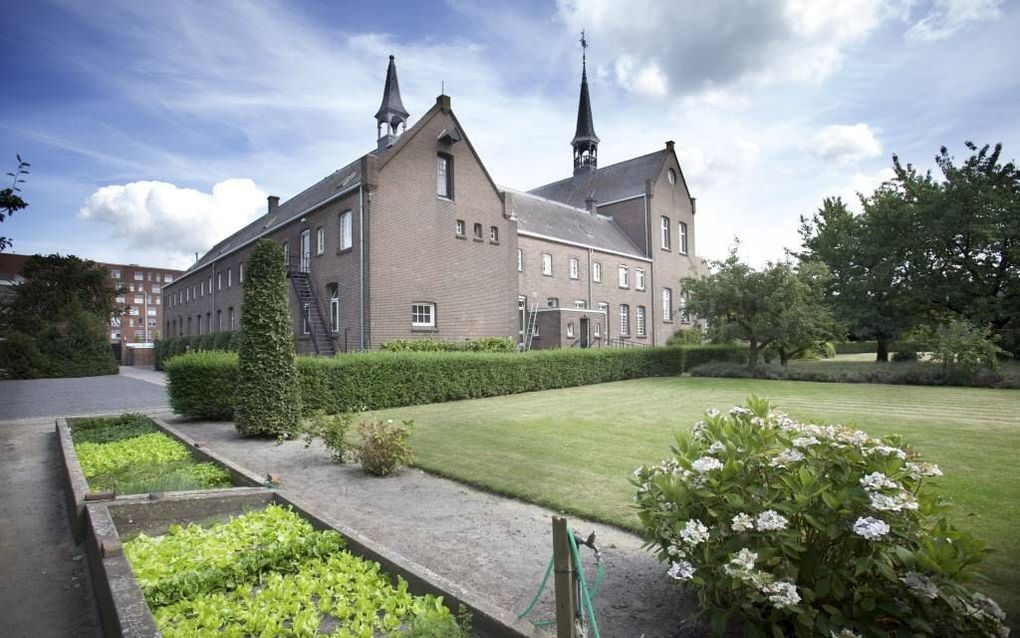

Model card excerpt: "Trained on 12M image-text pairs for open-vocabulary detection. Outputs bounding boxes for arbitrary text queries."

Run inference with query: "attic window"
[668,168,677,185]
[339,172,356,188]
[437,128,462,145]
[263,216,277,229]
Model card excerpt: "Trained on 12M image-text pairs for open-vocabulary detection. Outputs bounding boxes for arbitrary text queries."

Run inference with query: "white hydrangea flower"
[853,516,890,540]
[730,406,753,417]
[692,456,724,473]
[755,510,789,531]
[869,491,918,512]
[971,592,1007,623]
[729,548,757,570]
[866,444,907,460]
[900,571,940,599]
[750,416,768,428]
[860,472,899,491]
[731,513,754,533]
[666,560,695,581]
[760,580,800,608]
[707,441,726,454]
[633,466,645,477]
[679,519,710,545]
[705,408,721,418]
[666,543,686,559]
[792,436,820,448]
[770,448,804,467]
[831,630,862,638]
[905,462,943,479]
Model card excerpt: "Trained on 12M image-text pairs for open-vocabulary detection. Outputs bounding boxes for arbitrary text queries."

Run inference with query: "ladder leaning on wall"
[522,302,540,351]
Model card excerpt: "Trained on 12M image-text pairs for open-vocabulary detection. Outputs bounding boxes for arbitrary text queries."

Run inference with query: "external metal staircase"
[287,271,336,356]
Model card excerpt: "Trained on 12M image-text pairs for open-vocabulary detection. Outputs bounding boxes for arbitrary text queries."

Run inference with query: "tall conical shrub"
[235,239,301,436]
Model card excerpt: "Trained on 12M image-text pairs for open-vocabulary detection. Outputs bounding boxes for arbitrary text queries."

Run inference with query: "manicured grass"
[374,376,1020,622]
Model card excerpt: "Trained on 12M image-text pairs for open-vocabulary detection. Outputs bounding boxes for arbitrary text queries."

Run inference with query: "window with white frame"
[147,308,156,317]
[302,303,310,335]
[339,211,353,250]
[662,288,673,322]
[680,289,691,322]
[597,302,608,338]
[592,262,602,282]
[490,226,499,242]
[133,295,144,304]
[517,248,523,272]
[619,304,630,336]
[569,257,579,279]
[283,241,290,265]
[128,318,135,328]
[574,300,586,309]
[110,268,121,279]
[164,274,174,283]
[411,302,435,327]
[636,306,646,336]
[437,153,453,198]
[542,253,553,276]
[227,268,232,287]
[228,307,235,330]
[129,306,140,316]
[134,271,144,281]
[547,297,559,308]
[316,226,325,255]
[151,284,160,293]
[660,216,671,250]
[636,268,646,290]
[473,223,483,240]
[679,222,689,254]
[111,316,121,328]
[566,322,575,339]
[115,295,125,303]
[456,219,465,237]
[239,264,244,282]
[593,321,601,337]
[200,281,205,296]
[329,285,340,332]
[217,273,222,290]
[618,265,629,288]
[207,277,212,294]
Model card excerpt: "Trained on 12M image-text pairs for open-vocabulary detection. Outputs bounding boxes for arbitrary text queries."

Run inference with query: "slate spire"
[375,55,410,149]
[572,31,599,174]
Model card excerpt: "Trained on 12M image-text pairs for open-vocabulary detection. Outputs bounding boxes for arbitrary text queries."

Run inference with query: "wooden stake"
[553,516,578,638]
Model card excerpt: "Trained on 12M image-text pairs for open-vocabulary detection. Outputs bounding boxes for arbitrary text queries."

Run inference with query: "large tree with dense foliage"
[235,239,301,436]
[683,249,838,368]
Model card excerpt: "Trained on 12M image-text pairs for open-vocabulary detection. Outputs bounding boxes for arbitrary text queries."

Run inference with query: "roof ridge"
[528,148,666,194]
[503,188,588,214]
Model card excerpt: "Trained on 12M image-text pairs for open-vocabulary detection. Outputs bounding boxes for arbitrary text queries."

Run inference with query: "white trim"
[533,307,606,314]
[596,193,644,208]
[517,230,651,263]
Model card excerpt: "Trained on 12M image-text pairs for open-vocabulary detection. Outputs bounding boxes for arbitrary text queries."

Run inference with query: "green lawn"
[374,376,1020,622]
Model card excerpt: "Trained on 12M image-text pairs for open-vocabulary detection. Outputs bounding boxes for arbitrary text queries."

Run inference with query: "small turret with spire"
[572,31,599,175]
[375,55,410,150]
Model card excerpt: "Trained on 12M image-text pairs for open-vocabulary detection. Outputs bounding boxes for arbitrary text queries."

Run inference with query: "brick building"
[104,262,183,344]
[164,48,704,353]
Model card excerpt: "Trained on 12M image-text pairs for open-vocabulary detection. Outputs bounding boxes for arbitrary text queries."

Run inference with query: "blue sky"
[2,0,1018,268]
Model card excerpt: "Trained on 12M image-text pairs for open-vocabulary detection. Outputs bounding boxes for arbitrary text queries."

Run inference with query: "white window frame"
[302,303,310,335]
[660,216,671,250]
[679,221,689,255]
[456,219,466,237]
[316,226,325,255]
[569,257,579,280]
[566,322,575,339]
[133,295,144,304]
[473,223,483,240]
[636,268,646,291]
[339,211,353,251]
[227,268,232,288]
[164,274,174,283]
[437,154,452,198]
[490,226,499,242]
[619,304,630,336]
[574,300,586,309]
[592,262,602,283]
[134,271,144,281]
[330,286,340,333]
[662,288,673,322]
[411,302,436,328]
[542,253,553,276]
[618,265,629,288]
[517,249,523,272]
[239,264,244,282]
[110,269,121,279]
[636,305,646,337]
[217,273,222,291]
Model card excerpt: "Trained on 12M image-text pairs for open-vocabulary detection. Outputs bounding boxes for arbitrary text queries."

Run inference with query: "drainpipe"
[358,184,366,350]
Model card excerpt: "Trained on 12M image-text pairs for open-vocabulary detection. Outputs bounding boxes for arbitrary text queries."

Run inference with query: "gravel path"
[0,420,103,638]
[0,371,169,421]
[167,417,710,637]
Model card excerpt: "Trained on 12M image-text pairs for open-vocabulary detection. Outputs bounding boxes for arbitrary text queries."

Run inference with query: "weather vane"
[580,29,588,67]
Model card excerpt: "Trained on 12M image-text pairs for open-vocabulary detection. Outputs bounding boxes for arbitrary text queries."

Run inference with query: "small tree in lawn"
[235,239,301,436]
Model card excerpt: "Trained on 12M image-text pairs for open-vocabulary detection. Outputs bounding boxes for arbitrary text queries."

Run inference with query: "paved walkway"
[0,420,103,638]
[117,365,167,387]
[167,417,709,637]
[0,369,168,421]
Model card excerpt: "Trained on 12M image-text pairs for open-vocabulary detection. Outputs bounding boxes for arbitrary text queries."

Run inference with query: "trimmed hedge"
[379,336,516,353]
[155,331,240,370]
[166,345,746,419]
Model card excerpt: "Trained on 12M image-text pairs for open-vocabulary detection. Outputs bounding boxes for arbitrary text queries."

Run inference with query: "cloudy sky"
[2,0,1017,269]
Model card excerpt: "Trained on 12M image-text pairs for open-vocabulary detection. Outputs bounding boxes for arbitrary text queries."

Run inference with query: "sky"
[1,0,1018,269]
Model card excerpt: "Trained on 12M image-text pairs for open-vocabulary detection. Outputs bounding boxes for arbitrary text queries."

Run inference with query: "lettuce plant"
[633,396,1009,637]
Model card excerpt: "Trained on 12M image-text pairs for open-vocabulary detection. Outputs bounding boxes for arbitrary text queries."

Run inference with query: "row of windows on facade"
[518,250,655,290]
[281,211,354,268]
[109,269,175,283]
[172,307,237,336]
[115,294,162,307]
[541,289,690,326]
[112,317,158,329]
[455,219,499,243]
[120,283,163,293]
[115,305,159,317]
[170,264,244,307]
[660,218,690,255]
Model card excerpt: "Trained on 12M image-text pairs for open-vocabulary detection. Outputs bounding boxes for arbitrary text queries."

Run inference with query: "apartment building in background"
[104,262,183,344]
[164,47,704,353]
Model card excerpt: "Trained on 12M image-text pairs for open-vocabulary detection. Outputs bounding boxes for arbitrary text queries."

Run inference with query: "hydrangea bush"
[633,396,1009,637]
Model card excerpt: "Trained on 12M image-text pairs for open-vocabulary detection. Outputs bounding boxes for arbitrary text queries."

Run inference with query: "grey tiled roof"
[182,156,365,276]
[505,190,645,258]
[528,150,666,209]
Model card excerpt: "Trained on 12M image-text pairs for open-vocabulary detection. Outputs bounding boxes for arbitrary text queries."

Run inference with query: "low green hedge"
[167,345,746,419]
[833,340,922,355]
[379,336,517,353]
[155,331,241,370]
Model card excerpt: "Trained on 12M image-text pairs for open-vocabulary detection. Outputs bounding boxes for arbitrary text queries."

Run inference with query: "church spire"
[375,55,410,150]
[572,31,599,175]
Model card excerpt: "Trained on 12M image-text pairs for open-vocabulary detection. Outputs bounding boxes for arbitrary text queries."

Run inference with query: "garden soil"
[171,417,717,637]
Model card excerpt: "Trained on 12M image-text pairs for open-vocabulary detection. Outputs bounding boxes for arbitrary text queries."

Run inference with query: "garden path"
[168,416,710,638]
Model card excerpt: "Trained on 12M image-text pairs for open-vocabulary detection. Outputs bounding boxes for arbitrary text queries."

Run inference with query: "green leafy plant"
[380,336,516,352]
[235,238,301,437]
[915,318,1008,376]
[71,413,155,444]
[300,410,355,463]
[633,397,1009,637]
[357,419,414,476]
[400,604,472,637]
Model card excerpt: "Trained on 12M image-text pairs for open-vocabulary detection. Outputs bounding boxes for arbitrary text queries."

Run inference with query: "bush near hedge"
[166,345,745,419]
[688,361,1020,389]
[155,331,240,370]
[0,312,117,379]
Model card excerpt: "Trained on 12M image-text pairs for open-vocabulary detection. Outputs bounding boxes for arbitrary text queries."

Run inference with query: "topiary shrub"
[633,397,1008,637]
[379,336,516,352]
[234,239,301,436]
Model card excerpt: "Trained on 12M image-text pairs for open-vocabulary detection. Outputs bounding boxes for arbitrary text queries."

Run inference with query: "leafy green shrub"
[633,397,1008,637]
[71,413,155,444]
[834,340,923,355]
[212,331,233,350]
[401,605,471,637]
[235,239,301,437]
[380,336,516,352]
[166,351,238,419]
[37,311,118,377]
[915,318,1008,376]
[0,330,51,379]
[892,350,918,362]
[667,326,706,346]
[75,432,192,478]
[300,410,355,463]
[357,419,414,476]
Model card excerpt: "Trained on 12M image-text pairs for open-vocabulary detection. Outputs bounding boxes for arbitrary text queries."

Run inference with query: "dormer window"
[437,153,453,198]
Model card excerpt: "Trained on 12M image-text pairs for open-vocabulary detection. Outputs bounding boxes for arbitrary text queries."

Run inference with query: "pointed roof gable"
[529,149,668,208]
[374,55,409,124]
[572,65,599,145]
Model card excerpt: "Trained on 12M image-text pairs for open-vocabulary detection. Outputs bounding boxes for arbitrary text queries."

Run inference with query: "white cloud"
[810,124,883,165]
[827,167,897,211]
[78,179,267,269]
[907,0,1003,41]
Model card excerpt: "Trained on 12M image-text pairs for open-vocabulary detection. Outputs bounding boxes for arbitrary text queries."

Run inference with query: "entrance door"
[300,229,311,272]
[580,318,590,348]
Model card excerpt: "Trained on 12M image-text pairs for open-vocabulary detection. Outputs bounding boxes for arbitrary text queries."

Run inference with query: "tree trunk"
[780,349,790,367]
[876,339,890,363]
[748,338,759,370]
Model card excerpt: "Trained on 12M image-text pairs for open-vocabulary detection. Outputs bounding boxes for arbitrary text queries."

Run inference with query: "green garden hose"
[518,527,604,638]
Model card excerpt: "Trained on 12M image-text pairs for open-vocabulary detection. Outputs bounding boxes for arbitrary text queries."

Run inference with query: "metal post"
[553,516,579,638]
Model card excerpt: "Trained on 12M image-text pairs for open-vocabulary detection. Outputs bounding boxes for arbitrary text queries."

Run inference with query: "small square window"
[490,226,499,242]
[412,302,436,327]
[456,219,466,237]
[473,223,483,240]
